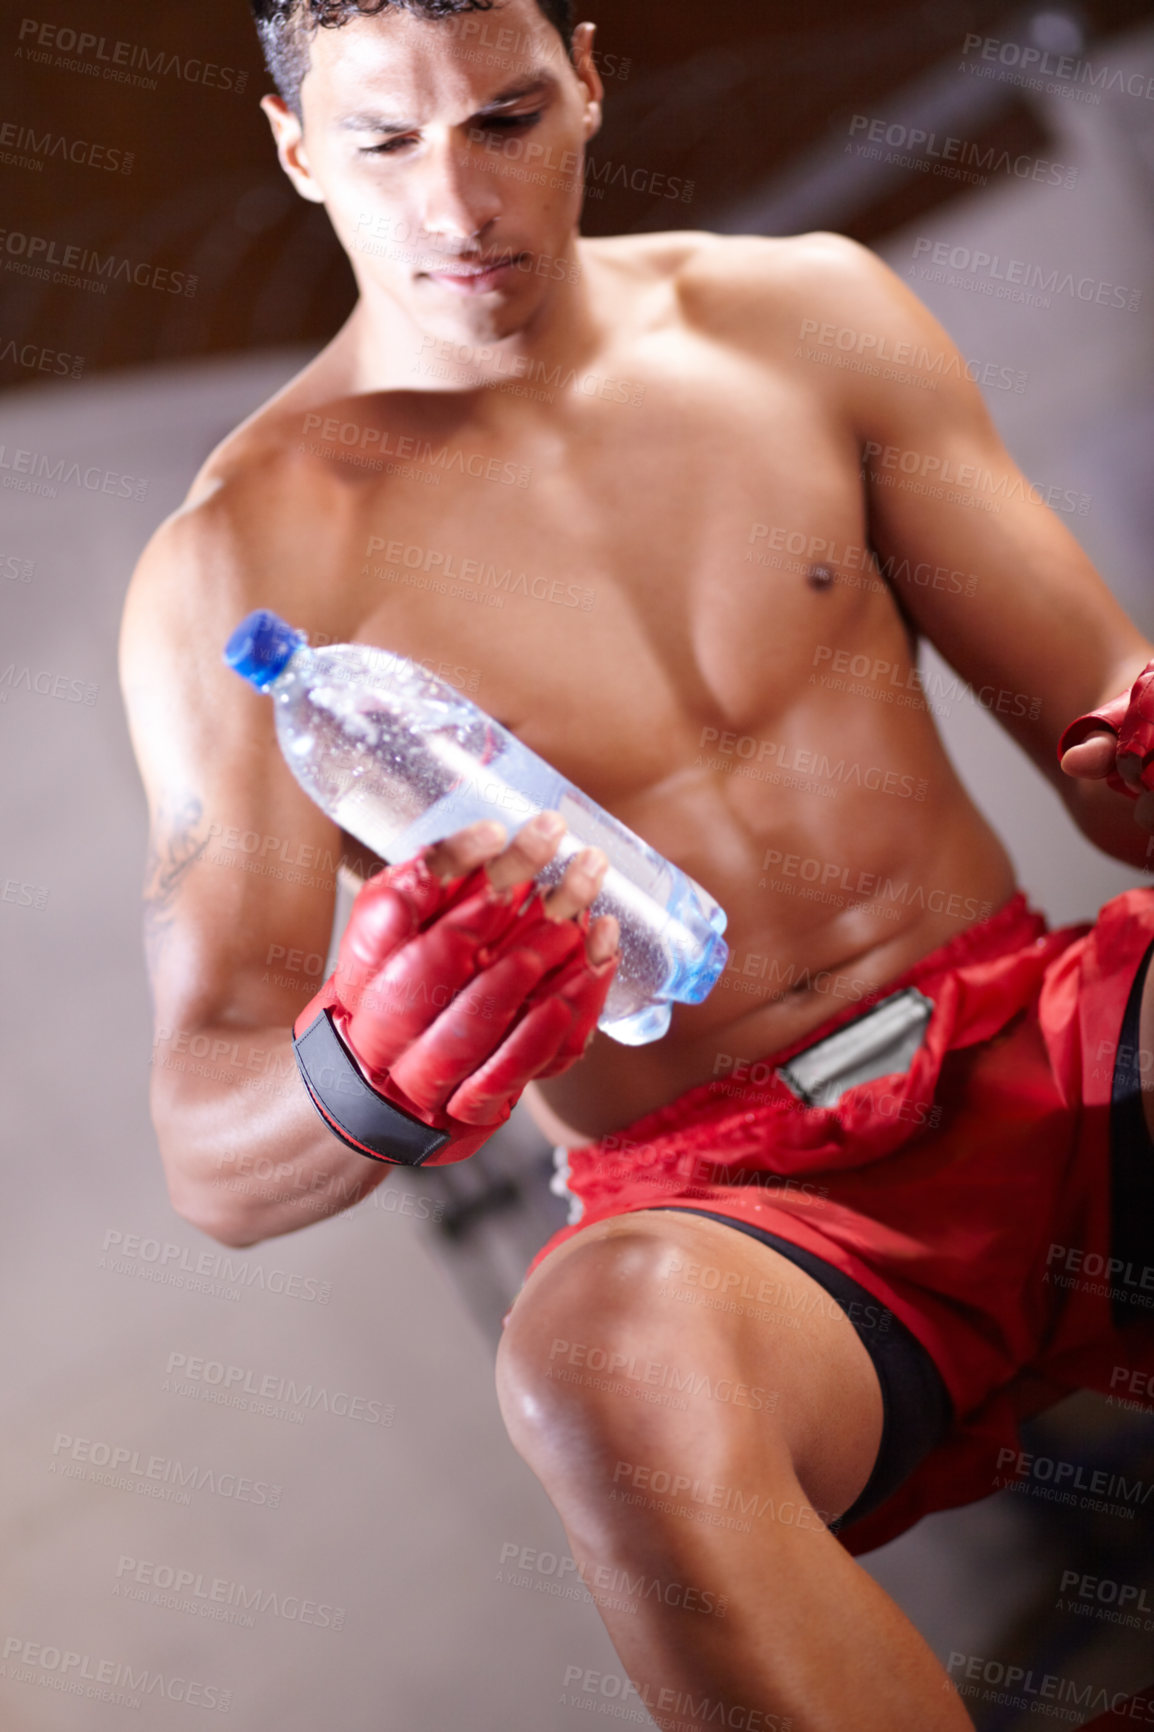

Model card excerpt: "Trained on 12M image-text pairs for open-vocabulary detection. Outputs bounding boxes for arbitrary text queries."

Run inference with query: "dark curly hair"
[250,0,576,115]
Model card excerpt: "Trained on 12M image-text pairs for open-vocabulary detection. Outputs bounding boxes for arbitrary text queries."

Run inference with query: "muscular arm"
[120,500,389,1248]
[783,234,1154,867]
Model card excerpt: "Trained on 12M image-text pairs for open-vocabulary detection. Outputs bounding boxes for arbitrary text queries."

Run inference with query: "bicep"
[827,242,1149,781]
[865,414,1145,780]
[120,523,342,1038]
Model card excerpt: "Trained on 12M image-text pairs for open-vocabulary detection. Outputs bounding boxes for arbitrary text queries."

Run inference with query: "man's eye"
[362,137,414,155]
[482,110,543,130]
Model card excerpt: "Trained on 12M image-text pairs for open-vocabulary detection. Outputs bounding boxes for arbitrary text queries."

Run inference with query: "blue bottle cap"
[223,610,306,689]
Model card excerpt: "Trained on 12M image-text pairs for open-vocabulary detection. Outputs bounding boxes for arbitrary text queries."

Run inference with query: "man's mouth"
[421,253,525,294]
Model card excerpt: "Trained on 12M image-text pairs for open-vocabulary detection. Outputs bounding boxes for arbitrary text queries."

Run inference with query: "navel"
[806,563,835,591]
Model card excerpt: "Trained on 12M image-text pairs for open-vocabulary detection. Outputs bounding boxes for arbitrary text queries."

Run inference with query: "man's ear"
[571,22,604,143]
[261,94,327,204]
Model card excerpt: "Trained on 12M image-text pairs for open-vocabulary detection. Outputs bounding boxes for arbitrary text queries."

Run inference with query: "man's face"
[265,0,603,345]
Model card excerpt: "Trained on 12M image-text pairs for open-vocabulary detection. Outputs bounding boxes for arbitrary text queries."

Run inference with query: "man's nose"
[418,137,502,243]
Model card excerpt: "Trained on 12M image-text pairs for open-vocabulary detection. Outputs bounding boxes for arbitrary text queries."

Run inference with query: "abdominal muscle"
[340,756,1019,1150]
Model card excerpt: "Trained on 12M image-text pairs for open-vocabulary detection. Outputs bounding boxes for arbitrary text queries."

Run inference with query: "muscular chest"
[307,354,896,813]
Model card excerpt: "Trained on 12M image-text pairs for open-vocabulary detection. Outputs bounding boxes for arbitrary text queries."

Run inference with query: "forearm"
[144,818,617,1245]
[151,1020,390,1246]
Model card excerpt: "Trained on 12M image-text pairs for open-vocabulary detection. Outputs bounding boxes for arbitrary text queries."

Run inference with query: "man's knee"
[495,1227,790,1482]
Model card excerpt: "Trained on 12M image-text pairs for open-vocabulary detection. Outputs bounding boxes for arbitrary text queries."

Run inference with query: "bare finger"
[586,914,620,964]
[1059,731,1117,780]
[485,810,567,892]
[542,847,608,922]
[424,820,508,883]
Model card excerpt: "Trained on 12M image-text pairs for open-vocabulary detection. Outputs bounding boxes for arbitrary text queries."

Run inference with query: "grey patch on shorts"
[776,987,934,1109]
[550,1145,585,1225]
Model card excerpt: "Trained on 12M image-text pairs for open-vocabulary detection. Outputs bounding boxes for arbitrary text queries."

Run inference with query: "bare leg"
[497,1210,973,1732]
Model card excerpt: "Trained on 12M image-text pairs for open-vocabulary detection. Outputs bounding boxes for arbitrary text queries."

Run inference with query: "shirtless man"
[118,1,1154,1727]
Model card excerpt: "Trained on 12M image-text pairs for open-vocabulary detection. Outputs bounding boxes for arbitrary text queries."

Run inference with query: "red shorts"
[524,888,1154,1556]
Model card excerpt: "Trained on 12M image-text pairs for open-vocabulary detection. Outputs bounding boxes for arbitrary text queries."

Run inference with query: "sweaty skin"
[118,7,1154,1730]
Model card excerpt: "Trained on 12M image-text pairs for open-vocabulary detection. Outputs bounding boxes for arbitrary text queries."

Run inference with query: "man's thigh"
[496,1207,887,1524]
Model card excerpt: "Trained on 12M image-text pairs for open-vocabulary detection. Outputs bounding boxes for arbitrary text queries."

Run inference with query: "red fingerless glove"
[292,851,618,1166]
[1057,661,1154,800]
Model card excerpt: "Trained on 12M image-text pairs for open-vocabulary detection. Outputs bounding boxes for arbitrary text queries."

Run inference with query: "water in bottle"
[224,609,729,1045]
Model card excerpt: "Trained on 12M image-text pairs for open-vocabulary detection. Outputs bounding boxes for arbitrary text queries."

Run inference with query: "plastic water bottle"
[224,610,728,1045]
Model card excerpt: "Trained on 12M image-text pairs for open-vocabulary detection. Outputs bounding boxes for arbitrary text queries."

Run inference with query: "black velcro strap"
[293,1008,452,1167]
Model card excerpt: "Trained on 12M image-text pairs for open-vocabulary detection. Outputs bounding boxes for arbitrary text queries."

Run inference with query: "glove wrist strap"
[293,1007,451,1166]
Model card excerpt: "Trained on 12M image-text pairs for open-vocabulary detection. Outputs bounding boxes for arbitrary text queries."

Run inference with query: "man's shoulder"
[122,403,329,671]
[621,229,968,428]
[128,343,362,617]
[185,346,340,512]
[667,229,897,339]
[587,226,868,275]
[130,433,295,607]
[588,228,906,361]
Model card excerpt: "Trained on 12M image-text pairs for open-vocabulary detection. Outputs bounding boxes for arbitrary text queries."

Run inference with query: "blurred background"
[2,1,1154,1727]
